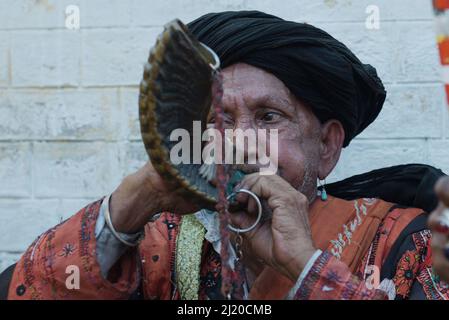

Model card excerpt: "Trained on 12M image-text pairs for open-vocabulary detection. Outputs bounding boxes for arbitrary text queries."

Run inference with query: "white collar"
[194,209,237,270]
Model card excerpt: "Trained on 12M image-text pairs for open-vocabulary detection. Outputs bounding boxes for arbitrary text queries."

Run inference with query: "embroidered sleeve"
[380,229,449,300]
[286,249,322,299]
[408,230,449,300]
[7,199,140,300]
[96,195,142,278]
[293,251,388,300]
[293,230,449,300]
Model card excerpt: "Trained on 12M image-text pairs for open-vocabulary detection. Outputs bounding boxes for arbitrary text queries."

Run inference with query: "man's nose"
[234,116,255,131]
[232,117,258,164]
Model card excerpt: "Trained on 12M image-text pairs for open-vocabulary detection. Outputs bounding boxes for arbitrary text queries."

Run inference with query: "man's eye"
[260,112,281,122]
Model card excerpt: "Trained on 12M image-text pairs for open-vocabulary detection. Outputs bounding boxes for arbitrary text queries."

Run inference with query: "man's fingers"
[171,199,200,216]
[233,191,249,205]
[228,210,260,238]
[237,173,307,218]
[229,210,248,228]
[239,173,284,200]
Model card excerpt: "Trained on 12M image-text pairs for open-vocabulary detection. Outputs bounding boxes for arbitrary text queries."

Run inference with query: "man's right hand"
[109,162,200,233]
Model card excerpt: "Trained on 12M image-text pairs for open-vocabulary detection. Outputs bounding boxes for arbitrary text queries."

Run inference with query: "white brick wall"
[0,0,447,272]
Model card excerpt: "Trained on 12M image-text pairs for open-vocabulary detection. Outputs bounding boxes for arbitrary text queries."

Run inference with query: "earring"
[318,178,328,201]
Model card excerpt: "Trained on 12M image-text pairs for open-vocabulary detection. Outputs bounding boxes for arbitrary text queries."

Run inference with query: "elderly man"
[1,11,448,300]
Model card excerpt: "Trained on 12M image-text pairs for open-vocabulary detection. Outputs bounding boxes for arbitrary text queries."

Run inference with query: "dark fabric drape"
[324,164,446,213]
[188,10,386,147]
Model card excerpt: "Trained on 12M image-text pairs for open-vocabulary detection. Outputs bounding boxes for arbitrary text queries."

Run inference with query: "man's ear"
[318,119,345,180]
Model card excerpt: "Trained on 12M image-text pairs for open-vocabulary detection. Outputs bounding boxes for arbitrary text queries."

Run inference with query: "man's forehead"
[221,63,296,111]
[222,63,285,89]
[218,90,298,116]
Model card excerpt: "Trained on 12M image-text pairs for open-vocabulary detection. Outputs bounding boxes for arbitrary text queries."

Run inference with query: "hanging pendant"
[321,188,328,201]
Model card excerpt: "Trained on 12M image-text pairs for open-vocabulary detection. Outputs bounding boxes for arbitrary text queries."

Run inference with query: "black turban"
[187,11,386,147]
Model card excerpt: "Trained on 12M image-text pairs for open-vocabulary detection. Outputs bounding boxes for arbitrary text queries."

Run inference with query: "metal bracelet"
[227,188,263,234]
[103,195,143,247]
[149,212,162,222]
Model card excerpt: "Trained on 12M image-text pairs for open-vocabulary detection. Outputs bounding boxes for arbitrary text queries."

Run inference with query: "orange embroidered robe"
[4,196,449,300]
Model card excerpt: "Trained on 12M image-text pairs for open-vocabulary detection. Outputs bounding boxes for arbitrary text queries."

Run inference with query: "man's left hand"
[229,173,316,282]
